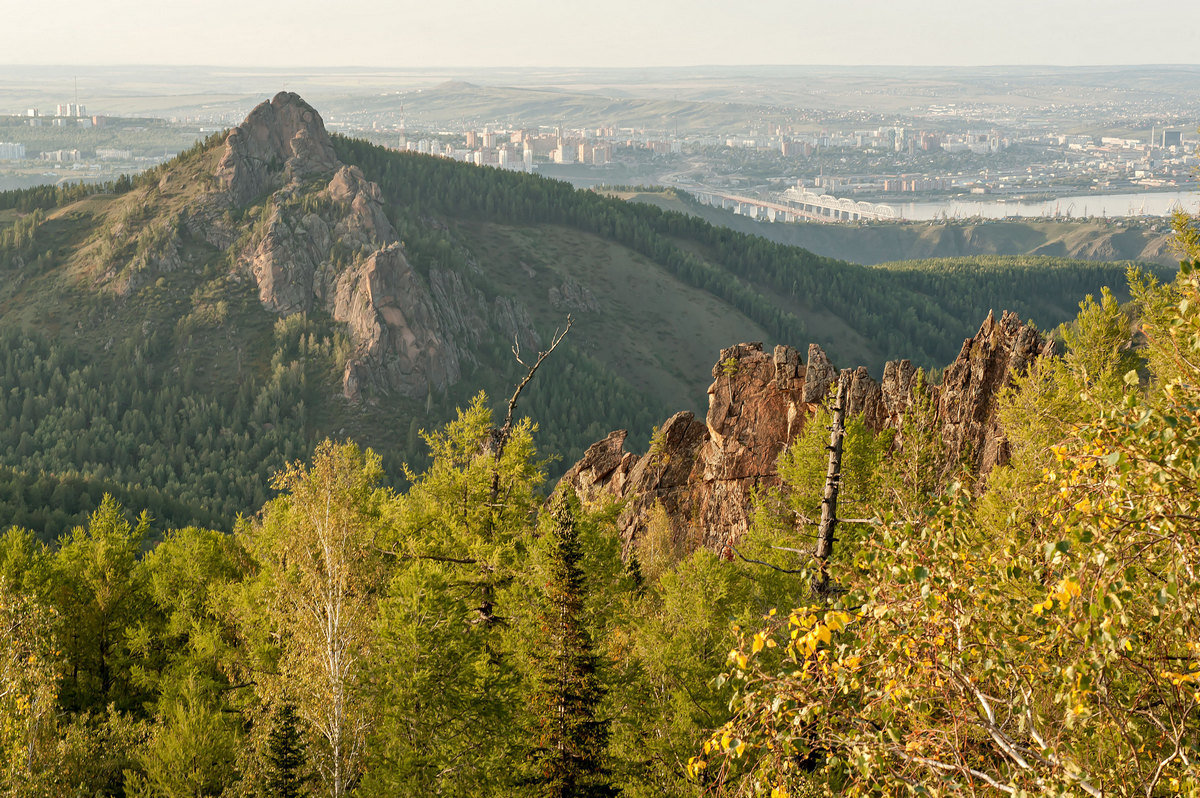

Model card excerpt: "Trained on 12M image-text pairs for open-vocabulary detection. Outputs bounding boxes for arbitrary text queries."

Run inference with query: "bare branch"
[899,752,1016,795]
[731,545,807,574]
[500,315,573,445]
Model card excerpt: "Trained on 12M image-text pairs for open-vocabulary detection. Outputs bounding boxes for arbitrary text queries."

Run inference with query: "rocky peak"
[560,342,815,556]
[216,91,340,207]
[212,92,461,401]
[933,310,1054,475]
[560,312,1050,556]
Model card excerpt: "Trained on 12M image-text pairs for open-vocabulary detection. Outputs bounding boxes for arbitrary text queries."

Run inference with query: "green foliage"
[367,394,543,794]
[525,490,616,798]
[263,701,309,798]
[0,566,58,790]
[126,677,241,798]
[245,440,388,798]
[696,261,1200,797]
[50,496,152,715]
[0,322,318,541]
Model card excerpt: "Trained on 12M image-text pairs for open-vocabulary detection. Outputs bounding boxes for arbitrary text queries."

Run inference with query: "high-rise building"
[0,142,26,160]
[1162,130,1183,148]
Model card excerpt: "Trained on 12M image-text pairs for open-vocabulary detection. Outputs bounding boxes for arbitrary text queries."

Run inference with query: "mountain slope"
[0,92,1164,540]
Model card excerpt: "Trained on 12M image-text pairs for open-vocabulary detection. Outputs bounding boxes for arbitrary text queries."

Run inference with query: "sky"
[1,0,1198,68]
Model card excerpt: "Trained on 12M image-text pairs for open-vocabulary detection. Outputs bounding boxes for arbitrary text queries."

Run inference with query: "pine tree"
[528,489,614,798]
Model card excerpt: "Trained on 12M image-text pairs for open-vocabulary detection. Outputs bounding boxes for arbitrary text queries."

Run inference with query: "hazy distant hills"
[337,80,763,131]
[6,63,1198,123]
[0,92,1164,539]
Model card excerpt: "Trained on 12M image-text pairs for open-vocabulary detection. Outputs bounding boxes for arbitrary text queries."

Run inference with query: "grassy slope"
[455,221,770,412]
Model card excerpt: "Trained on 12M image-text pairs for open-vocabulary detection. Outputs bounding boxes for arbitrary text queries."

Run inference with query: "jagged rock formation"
[96,90,548,402]
[935,309,1054,475]
[560,311,1049,555]
[209,93,459,399]
[215,92,340,207]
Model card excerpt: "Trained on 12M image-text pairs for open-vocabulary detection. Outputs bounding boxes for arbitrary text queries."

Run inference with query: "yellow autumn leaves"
[1032,576,1082,615]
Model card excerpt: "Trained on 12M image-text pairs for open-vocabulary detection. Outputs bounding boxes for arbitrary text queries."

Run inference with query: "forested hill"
[333,134,1150,369]
[0,92,1165,541]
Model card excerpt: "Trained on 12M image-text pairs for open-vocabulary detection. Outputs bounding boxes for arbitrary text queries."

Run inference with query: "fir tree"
[529,489,615,798]
[264,701,307,798]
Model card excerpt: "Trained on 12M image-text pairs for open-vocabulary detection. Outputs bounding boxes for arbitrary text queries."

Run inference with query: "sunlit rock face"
[561,312,1049,555]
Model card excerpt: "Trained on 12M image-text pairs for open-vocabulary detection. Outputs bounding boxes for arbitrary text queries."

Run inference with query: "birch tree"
[251,440,387,798]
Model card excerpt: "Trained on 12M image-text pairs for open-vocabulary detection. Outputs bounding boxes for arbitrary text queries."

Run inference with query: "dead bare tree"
[813,373,847,594]
[474,315,573,625]
[486,314,574,463]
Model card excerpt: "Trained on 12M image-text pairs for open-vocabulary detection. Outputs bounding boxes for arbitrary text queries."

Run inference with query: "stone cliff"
[210,92,462,400]
[215,92,340,207]
[560,311,1050,556]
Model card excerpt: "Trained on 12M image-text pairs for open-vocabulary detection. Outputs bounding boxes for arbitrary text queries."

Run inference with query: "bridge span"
[690,186,898,223]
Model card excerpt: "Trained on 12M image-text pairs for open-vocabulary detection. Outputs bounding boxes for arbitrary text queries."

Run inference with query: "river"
[891,189,1200,221]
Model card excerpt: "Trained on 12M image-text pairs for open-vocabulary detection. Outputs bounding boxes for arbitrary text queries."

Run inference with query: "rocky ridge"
[559,310,1051,556]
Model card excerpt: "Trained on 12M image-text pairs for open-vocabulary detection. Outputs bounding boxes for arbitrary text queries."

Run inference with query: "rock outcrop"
[560,311,1049,556]
[561,342,815,557]
[207,92,469,400]
[332,243,459,400]
[216,92,339,207]
[933,310,1054,475]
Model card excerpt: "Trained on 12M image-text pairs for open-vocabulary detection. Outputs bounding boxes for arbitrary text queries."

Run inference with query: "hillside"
[0,91,1164,540]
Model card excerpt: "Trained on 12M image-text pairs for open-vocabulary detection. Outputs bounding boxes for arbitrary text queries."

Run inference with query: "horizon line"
[4,62,1200,70]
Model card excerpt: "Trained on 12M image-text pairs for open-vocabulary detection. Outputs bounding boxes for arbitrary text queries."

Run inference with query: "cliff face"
[176,92,472,401]
[560,311,1050,555]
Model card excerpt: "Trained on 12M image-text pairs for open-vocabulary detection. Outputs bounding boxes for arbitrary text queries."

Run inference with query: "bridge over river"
[690,186,898,222]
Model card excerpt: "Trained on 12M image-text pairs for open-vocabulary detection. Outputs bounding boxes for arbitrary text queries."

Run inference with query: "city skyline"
[2,0,1199,68]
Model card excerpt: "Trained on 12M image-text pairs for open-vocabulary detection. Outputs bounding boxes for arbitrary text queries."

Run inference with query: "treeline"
[0,175,135,213]
[332,137,1155,368]
[0,463,222,542]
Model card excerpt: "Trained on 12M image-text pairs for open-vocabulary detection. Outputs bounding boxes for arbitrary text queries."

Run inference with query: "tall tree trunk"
[814,373,847,593]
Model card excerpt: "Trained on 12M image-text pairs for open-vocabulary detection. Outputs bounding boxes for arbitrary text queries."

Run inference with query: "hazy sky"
[3,0,1197,67]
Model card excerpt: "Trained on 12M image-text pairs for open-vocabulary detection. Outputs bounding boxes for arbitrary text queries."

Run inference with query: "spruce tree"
[264,701,306,798]
[529,489,614,798]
